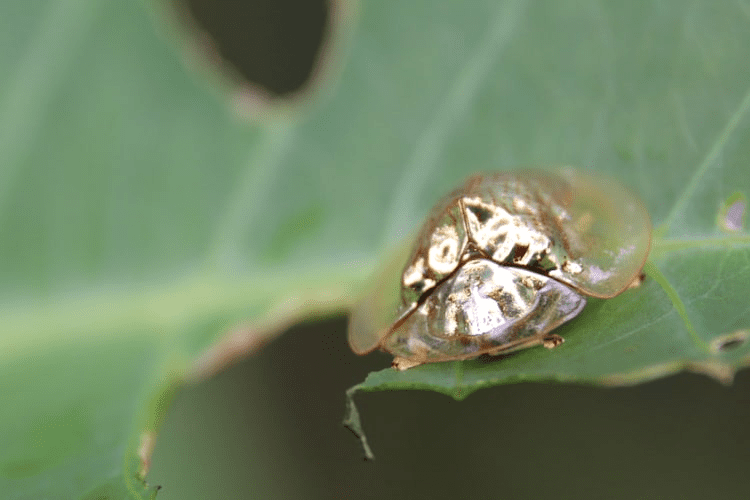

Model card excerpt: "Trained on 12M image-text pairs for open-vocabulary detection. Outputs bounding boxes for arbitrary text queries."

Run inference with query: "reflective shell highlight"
[349,168,652,368]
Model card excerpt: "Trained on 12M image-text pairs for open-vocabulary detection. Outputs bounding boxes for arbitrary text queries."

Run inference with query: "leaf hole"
[711,330,750,354]
[718,338,744,351]
[718,192,746,232]
[165,0,335,116]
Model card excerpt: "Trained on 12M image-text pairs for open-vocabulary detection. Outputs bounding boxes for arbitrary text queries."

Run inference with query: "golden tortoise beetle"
[348,168,652,370]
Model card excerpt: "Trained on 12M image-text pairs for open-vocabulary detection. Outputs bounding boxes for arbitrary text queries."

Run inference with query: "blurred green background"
[2,0,749,498]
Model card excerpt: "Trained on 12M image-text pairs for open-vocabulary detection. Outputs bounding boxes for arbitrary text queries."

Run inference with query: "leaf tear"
[343,386,375,460]
[189,287,352,381]
[137,431,156,479]
[684,361,736,386]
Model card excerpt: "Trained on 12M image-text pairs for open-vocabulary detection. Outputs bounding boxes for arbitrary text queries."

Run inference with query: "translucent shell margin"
[348,168,652,356]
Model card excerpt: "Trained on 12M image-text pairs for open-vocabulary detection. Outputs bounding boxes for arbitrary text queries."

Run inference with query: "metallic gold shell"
[348,168,652,365]
[383,259,586,364]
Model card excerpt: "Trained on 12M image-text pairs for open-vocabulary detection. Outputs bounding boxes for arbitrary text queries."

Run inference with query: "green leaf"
[337,0,750,455]
[1,0,749,496]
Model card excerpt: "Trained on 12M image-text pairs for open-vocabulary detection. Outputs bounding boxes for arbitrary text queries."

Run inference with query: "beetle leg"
[542,333,565,349]
[487,333,565,355]
[392,356,424,371]
[486,334,545,356]
[625,272,647,290]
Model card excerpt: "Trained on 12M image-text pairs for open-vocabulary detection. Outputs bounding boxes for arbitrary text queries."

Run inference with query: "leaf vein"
[659,84,750,231]
[207,124,295,267]
[651,235,750,258]
[690,249,730,303]
[644,260,711,352]
[380,0,527,246]
[0,0,100,219]
[582,310,675,354]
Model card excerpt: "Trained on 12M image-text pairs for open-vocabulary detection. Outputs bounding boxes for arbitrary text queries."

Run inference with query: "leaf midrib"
[651,234,750,259]
[3,231,747,361]
[0,262,368,359]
